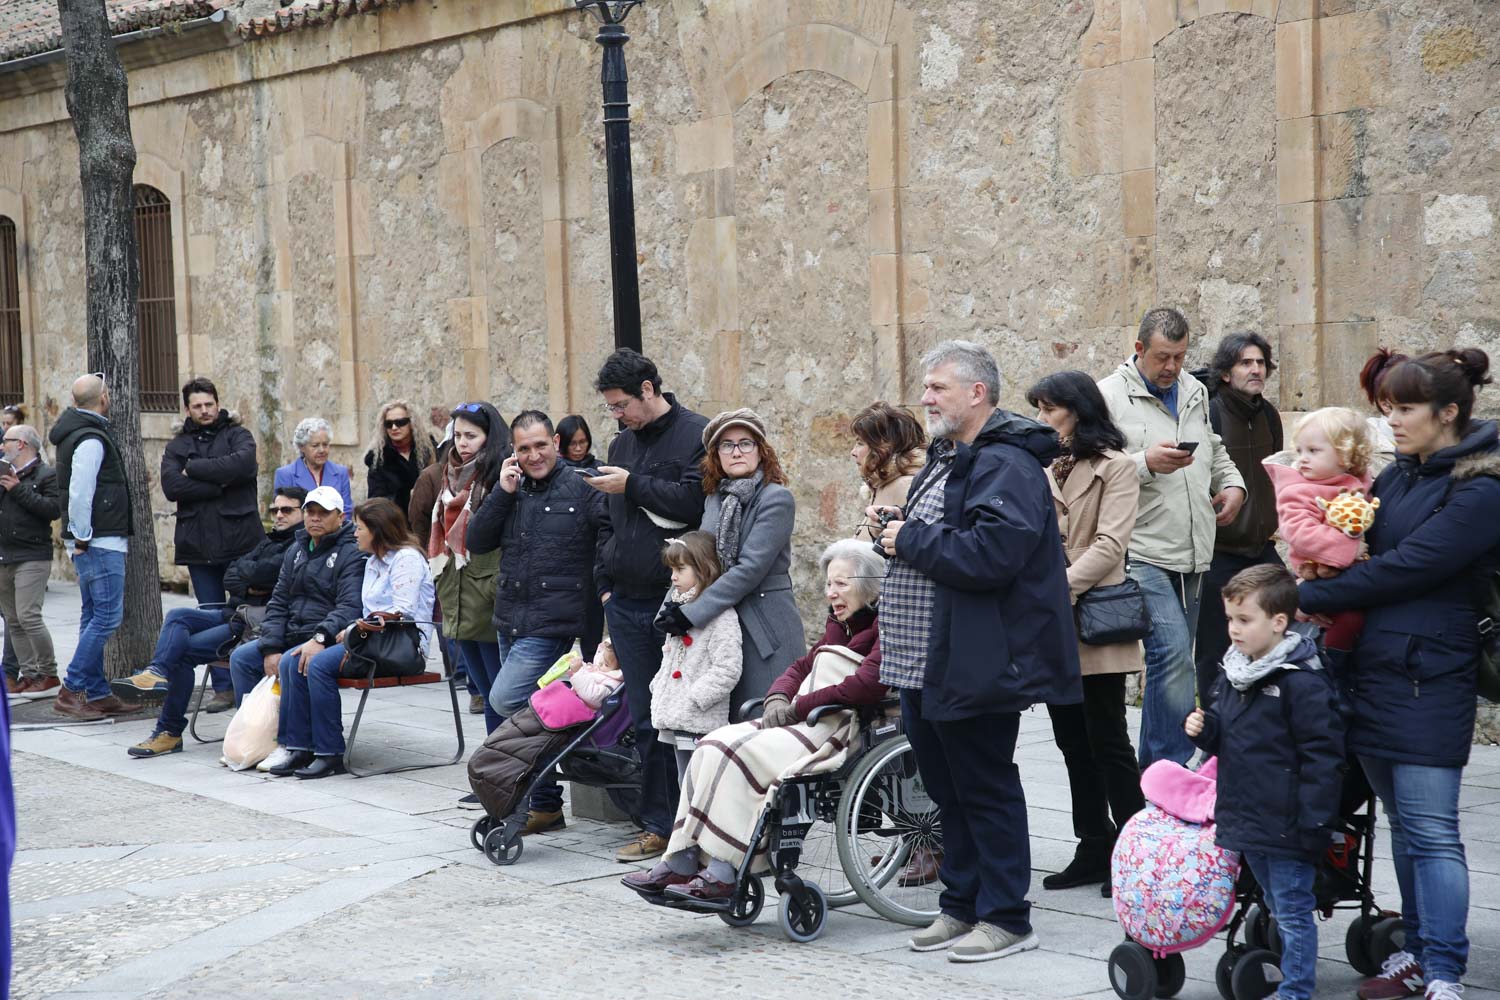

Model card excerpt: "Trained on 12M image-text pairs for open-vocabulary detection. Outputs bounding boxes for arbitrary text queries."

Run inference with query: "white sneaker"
[909,913,973,952]
[258,747,294,773]
[218,755,228,767]
[1426,982,1464,1000]
[946,922,1040,963]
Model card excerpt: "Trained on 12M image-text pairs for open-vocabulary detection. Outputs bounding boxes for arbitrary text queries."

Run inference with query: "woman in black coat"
[364,399,437,514]
[1298,349,1500,1000]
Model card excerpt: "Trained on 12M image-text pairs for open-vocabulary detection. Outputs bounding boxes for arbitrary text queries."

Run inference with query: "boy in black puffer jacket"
[1186,564,1344,1000]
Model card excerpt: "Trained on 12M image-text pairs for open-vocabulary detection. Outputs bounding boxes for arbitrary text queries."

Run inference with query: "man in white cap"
[227,485,366,774]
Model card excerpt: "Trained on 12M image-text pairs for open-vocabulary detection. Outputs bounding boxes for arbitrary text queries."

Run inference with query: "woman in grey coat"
[655,408,806,715]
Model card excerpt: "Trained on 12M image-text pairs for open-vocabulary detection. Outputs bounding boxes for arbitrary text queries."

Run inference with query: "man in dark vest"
[1193,331,1285,702]
[49,374,137,721]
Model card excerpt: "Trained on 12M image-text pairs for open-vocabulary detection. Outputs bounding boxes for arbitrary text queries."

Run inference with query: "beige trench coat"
[1048,449,1143,676]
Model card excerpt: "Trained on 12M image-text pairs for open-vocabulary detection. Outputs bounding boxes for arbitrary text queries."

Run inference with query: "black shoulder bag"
[338,612,426,679]
[1074,565,1153,646]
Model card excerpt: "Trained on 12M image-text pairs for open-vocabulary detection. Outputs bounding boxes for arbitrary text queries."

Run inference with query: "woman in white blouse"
[280,498,435,779]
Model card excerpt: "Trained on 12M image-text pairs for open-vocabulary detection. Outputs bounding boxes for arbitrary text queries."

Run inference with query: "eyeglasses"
[383,417,412,430]
[716,438,758,455]
[269,505,300,515]
[602,400,633,416]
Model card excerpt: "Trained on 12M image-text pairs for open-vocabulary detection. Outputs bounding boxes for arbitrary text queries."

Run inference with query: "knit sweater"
[1262,451,1373,571]
[650,587,743,736]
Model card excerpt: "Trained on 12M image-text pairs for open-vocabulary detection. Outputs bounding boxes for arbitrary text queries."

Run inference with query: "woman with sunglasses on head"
[408,402,511,807]
[364,400,437,513]
[654,409,806,713]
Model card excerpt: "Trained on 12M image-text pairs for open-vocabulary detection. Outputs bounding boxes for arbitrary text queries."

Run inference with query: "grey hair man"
[1097,308,1246,769]
[0,424,61,694]
[873,340,1081,962]
[49,374,137,720]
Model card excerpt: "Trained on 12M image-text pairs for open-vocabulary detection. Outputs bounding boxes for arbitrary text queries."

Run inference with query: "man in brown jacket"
[1193,331,1284,701]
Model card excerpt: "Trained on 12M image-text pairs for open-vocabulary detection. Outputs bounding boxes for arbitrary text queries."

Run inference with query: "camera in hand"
[872,508,897,558]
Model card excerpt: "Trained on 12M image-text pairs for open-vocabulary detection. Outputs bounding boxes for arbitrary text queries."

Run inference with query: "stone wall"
[0,0,1495,616]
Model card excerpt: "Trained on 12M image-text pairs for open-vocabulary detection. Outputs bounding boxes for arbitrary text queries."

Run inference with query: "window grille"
[133,185,180,412]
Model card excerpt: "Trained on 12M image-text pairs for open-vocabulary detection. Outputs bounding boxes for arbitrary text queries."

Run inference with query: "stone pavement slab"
[9,584,1500,999]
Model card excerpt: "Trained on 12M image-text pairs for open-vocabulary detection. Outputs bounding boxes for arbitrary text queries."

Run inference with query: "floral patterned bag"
[1111,759,1240,956]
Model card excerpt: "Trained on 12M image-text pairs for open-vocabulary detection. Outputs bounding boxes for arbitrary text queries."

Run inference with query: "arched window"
[133,185,179,412]
[0,216,21,407]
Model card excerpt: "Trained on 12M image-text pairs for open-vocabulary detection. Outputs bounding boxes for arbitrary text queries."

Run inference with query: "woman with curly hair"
[849,401,925,542]
[364,399,436,513]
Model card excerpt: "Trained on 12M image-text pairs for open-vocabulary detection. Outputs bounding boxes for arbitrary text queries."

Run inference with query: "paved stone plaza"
[8,584,1500,1000]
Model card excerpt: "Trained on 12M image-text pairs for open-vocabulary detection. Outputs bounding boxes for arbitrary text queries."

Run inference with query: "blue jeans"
[1242,852,1318,1000]
[605,595,678,838]
[280,643,350,757]
[902,688,1031,934]
[148,607,235,737]
[492,634,574,814]
[64,548,127,700]
[1129,561,1202,769]
[186,565,232,692]
[459,640,503,733]
[1359,755,1469,983]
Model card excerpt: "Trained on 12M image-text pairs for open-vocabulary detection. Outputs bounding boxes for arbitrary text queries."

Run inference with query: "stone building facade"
[0,0,1495,611]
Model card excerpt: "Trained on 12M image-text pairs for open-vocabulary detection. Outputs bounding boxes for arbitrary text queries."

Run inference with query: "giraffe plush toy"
[1316,488,1380,539]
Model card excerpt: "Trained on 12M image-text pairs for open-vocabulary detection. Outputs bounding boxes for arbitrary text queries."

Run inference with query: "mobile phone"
[0,459,12,477]
[1175,441,1200,454]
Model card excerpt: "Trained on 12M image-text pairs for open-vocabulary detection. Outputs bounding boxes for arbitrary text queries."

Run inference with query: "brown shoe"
[522,810,566,835]
[5,675,25,694]
[53,687,105,720]
[1358,952,1424,1000]
[615,832,668,863]
[662,874,737,903]
[23,676,60,695]
[468,694,485,715]
[87,694,144,716]
[622,866,694,898]
[203,689,235,714]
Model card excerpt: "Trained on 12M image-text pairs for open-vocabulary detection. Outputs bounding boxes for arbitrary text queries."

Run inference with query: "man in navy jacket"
[875,341,1081,963]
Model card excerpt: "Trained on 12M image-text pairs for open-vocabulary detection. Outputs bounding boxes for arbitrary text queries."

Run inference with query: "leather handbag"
[1074,577,1152,646]
[339,612,426,679]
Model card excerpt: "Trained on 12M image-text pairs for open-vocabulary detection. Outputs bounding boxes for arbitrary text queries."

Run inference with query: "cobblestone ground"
[9,583,1500,999]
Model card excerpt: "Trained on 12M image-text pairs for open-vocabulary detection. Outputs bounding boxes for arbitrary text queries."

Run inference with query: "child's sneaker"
[1358,951,1425,1000]
[1424,982,1464,1000]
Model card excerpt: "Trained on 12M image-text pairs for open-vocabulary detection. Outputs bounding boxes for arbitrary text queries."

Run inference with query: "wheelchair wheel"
[835,735,943,926]
[1107,941,1157,1000]
[483,826,523,866]
[470,816,494,853]
[1231,948,1282,1000]
[718,875,765,928]
[781,782,860,908]
[777,881,828,943]
[1154,953,1186,998]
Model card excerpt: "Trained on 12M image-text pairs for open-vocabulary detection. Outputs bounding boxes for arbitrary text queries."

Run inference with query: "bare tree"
[56,0,163,673]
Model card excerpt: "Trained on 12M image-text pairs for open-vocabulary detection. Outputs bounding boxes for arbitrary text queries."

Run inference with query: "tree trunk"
[57,0,163,675]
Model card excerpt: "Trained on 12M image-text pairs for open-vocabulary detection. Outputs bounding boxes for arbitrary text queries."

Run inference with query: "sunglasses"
[384,417,412,430]
[454,402,484,414]
[269,505,300,515]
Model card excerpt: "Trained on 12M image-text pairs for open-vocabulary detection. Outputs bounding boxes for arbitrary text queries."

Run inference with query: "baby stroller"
[467,681,639,865]
[1107,757,1403,1000]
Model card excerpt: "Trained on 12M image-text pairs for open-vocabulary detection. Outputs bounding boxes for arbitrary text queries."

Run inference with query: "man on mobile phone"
[1098,308,1246,768]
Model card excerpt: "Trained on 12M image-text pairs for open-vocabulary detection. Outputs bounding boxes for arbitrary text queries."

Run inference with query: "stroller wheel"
[483,825,524,866]
[1153,953,1185,998]
[777,881,828,943]
[1369,916,1407,969]
[1215,949,1240,1000]
[1108,941,1158,1000]
[1345,915,1380,975]
[1244,904,1271,951]
[718,876,765,928]
[1231,948,1282,1000]
[470,816,494,853]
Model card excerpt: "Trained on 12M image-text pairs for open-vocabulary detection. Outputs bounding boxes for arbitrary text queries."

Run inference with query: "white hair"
[819,538,885,609]
[292,416,332,448]
[921,340,1000,406]
[10,425,42,452]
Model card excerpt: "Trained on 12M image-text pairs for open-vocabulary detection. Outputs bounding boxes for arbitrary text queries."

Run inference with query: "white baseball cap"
[302,486,344,512]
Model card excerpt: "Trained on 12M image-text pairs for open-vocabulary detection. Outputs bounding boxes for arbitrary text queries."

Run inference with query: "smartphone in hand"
[1175,441,1200,455]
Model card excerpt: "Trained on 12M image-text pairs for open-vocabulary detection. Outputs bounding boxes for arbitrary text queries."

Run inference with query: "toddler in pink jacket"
[1262,406,1377,650]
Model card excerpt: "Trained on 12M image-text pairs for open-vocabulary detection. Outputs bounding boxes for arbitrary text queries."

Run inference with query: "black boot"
[1042,839,1113,890]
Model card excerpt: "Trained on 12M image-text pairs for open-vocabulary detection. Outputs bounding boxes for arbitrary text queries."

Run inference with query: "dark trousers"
[187,564,233,693]
[2,627,16,682]
[605,595,678,838]
[1047,673,1145,854]
[458,639,503,734]
[1194,541,1282,702]
[150,607,236,737]
[901,688,1031,934]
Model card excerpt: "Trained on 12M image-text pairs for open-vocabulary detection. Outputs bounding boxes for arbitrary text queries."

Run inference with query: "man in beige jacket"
[1098,307,1245,768]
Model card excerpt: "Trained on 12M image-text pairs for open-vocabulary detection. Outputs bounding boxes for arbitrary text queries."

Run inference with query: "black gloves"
[760,694,796,729]
[655,602,692,637]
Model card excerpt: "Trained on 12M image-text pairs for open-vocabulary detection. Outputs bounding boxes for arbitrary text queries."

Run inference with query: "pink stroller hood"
[1141,757,1218,823]
[1112,758,1240,957]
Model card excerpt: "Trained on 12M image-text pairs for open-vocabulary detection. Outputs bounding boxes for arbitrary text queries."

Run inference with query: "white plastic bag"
[223,676,279,771]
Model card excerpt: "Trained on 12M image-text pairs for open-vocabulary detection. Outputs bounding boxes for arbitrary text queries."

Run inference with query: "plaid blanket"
[666,646,865,872]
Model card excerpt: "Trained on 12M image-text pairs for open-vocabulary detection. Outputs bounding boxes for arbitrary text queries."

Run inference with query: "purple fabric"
[2,683,14,994]
[587,690,634,749]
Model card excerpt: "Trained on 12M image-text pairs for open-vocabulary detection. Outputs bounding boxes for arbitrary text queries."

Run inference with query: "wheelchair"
[648,698,945,942]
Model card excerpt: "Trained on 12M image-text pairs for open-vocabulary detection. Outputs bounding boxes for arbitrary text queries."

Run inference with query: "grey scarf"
[714,470,764,570]
[1222,632,1303,693]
